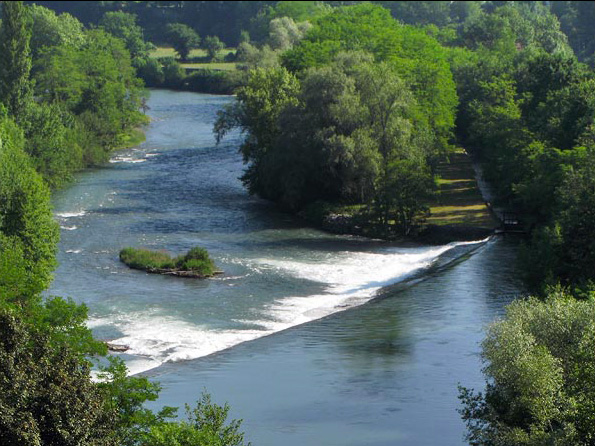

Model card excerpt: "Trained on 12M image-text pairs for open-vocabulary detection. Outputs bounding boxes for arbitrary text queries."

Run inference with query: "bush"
[119,248,175,270]
[185,69,238,94]
[459,288,595,445]
[120,247,216,276]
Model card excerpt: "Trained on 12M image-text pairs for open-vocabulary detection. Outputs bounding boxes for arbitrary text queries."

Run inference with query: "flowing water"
[48,90,523,446]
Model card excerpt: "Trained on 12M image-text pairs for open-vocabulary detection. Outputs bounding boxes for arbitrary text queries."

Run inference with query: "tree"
[99,11,150,61]
[267,16,310,51]
[202,35,225,61]
[550,148,595,287]
[96,357,175,446]
[165,23,200,61]
[459,288,595,445]
[143,392,250,446]
[29,4,85,58]
[0,1,33,124]
[0,311,117,446]
[214,66,300,195]
[0,116,59,299]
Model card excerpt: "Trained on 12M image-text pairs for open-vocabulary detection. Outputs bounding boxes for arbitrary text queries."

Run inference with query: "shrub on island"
[119,246,219,277]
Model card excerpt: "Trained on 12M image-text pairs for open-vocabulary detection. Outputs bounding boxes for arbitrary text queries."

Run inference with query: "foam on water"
[56,211,86,218]
[96,239,487,375]
[109,156,147,164]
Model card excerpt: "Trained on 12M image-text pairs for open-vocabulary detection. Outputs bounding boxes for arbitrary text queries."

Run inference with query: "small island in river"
[119,246,222,278]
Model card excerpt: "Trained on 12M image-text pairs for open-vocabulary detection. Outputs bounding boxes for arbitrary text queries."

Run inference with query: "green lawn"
[150,47,238,72]
[426,148,496,229]
[183,62,237,71]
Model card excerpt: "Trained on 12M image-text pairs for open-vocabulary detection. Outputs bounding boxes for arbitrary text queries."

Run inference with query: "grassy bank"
[303,148,497,244]
[143,46,239,94]
[149,46,237,71]
[420,148,497,243]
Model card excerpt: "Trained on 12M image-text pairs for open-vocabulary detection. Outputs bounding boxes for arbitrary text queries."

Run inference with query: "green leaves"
[0,311,117,446]
[165,23,200,61]
[0,116,59,298]
[460,290,595,445]
[0,1,33,124]
[143,392,250,446]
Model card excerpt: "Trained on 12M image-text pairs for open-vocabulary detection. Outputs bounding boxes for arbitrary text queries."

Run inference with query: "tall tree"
[0,116,59,301]
[165,23,200,61]
[0,1,33,123]
[0,311,117,446]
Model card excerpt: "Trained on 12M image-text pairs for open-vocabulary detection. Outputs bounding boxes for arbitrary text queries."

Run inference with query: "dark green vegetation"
[216,4,457,238]
[0,2,247,445]
[120,247,219,278]
[3,1,595,445]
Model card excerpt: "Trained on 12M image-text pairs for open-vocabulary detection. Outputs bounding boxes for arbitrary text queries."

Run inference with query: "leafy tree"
[165,23,200,61]
[281,4,457,154]
[0,0,33,124]
[216,53,435,235]
[235,42,280,70]
[0,116,59,298]
[215,66,300,195]
[143,392,250,446]
[29,4,85,58]
[99,11,151,61]
[459,288,595,445]
[135,57,165,87]
[0,234,33,308]
[267,16,311,51]
[380,1,452,27]
[202,35,225,61]
[160,57,186,88]
[546,148,595,288]
[0,310,117,446]
[23,102,82,188]
[97,357,175,446]
[35,28,145,154]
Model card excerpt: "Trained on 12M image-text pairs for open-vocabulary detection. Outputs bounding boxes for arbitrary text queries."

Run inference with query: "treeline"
[448,3,595,293]
[25,2,595,67]
[217,4,457,237]
[1,2,147,188]
[28,1,272,47]
[0,2,249,444]
[212,3,595,444]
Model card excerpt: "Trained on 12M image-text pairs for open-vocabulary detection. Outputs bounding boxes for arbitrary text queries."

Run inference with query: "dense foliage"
[445,3,595,291]
[217,4,456,236]
[4,1,595,444]
[1,2,147,188]
[0,311,117,446]
[1,3,247,445]
[459,288,595,445]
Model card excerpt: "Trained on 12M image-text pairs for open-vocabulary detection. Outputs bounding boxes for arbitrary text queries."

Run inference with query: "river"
[48,90,523,446]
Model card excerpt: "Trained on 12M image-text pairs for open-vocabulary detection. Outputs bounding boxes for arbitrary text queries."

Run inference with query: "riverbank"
[49,90,525,446]
[304,148,498,244]
[142,46,240,94]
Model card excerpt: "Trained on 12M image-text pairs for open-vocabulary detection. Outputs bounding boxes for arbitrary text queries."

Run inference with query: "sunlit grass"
[119,247,217,276]
[183,62,237,71]
[426,148,496,228]
[149,46,236,60]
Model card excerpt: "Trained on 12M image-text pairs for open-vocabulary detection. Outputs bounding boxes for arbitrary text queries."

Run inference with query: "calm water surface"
[49,90,523,446]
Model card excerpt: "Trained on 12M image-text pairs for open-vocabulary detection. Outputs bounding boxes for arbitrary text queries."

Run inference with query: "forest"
[2,1,595,445]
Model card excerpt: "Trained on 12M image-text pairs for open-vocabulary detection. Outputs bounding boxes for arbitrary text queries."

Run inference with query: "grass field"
[182,62,237,71]
[150,47,237,71]
[426,148,496,229]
